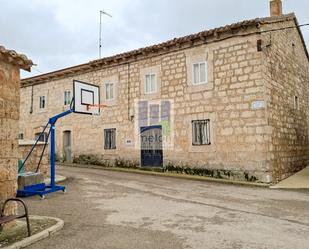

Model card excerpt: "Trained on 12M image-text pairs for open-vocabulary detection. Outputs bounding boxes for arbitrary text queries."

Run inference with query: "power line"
[259,23,309,34]
[298,23,309,28]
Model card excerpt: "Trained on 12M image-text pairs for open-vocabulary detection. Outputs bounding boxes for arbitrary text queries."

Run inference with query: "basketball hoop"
[86,104,107,116]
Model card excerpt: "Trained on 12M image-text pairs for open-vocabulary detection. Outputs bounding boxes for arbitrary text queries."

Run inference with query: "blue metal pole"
[48,109,73,189]
[50,123,55,188]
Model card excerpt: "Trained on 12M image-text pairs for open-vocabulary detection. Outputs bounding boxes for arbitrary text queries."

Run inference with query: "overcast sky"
[0,0,308,78]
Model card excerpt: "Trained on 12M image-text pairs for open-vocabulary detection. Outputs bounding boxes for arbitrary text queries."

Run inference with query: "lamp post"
[99,10,112,59]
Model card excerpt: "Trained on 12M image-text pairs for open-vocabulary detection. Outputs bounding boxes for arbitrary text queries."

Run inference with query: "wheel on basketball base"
[40,195,45,200]
[63,189,67,193]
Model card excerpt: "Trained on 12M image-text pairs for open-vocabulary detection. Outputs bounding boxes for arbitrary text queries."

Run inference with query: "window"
[35,132,48,142]
[39,96,46,109]
[104,128,116,149]
[193,62,207,85]
[192,120,211,146]
[64,90,71,105]
[105,83,114,100]
[18,133,24,140]
[294,96,299,110]
[145,74,157,94]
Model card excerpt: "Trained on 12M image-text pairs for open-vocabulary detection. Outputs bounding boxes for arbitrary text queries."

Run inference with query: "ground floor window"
[35,132,48,142]
[104,128,116,149]
[192,120,211,145]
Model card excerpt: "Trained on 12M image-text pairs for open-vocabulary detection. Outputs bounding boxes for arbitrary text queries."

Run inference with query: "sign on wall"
[251,100,266,110]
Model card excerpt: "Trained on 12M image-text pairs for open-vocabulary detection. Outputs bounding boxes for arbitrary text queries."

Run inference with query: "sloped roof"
[0,45,33,71]
[21,13,306,86]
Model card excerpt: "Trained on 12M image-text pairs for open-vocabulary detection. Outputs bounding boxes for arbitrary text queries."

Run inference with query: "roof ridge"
[21,13,297,85]
[90,13,295,65]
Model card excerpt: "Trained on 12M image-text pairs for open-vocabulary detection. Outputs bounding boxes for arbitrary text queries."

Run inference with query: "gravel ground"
[22,166,309,249]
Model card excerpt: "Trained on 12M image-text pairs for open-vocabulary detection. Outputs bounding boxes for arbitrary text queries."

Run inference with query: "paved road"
[24,166,309,249]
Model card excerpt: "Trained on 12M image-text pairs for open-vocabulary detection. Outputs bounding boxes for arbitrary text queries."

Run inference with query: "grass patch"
[0,217,57,248]
[163,163,258,182]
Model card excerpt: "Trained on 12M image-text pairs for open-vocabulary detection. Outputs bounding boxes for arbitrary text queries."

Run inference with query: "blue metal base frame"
[18,109,73,199]
[17,183,65,198]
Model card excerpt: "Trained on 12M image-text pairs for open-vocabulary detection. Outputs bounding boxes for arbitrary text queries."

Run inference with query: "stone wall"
[0,60,20,215]
[20,31,272,182]
[19,140,49,177]
[262,20,309,182]
[19,17,309,183]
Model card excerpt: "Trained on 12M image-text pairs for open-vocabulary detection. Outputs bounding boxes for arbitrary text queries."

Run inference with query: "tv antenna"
[99,10,112,59]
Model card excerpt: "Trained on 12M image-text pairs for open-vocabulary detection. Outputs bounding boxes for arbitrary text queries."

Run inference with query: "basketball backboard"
[73,80,100,115]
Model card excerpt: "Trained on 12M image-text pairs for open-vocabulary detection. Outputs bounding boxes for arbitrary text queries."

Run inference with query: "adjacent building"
[0,45,32,214]
[20,1,309,183]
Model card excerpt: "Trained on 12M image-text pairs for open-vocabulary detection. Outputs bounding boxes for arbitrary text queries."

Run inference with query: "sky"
[0,0,308,78]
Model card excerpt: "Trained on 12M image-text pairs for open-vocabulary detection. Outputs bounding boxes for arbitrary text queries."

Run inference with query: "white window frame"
[105,82,115,101]
[64,90,71,105]
[144,73,157,94]
[192,61,208,85]
[39,96,46,110]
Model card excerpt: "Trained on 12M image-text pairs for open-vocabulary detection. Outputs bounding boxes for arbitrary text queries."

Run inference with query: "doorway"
[140,125,163,167]
[63,130,72,162]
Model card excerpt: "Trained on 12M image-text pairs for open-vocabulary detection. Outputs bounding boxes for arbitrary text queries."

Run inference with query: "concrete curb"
[2,216,64,249]
[60,163,270,188]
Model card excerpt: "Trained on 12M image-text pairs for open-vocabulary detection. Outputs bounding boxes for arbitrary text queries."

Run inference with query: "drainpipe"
[30,85,33,114]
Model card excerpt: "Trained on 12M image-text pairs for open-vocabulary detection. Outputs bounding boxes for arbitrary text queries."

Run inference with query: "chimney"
[270,0,283,17]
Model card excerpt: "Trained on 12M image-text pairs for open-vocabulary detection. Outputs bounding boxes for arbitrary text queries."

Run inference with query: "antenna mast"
[99,10,112,59]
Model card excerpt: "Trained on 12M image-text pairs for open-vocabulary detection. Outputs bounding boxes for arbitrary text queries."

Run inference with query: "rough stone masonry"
[20,2,309,183]
[0,45,32,215]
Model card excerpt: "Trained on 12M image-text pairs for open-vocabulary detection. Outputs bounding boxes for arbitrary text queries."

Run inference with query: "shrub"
[163,162,258,182]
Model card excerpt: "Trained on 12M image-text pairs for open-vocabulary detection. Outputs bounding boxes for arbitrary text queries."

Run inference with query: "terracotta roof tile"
[0,45,33,71]
[21,13,302,86]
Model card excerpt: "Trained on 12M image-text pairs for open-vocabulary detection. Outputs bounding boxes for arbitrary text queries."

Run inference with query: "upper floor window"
[192,120,211,146]
[104,128,116,150]
[105,83,114,100]
[193,62,207,85]
[145,74,157,94]
[64,90,71,105]
[18,133,24,140]
[39,96,46,109]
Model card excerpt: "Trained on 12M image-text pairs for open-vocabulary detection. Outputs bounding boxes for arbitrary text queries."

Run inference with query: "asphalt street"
[24,166,309,249]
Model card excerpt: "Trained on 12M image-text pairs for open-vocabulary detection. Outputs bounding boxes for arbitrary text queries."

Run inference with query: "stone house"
[20,1,309,183]
[0,45,32,214]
